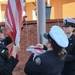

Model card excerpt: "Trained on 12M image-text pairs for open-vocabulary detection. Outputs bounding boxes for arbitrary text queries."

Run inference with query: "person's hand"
[36,43,43,49]
[12,45,20,58]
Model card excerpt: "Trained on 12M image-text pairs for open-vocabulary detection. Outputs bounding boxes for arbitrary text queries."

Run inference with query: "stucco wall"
[1,0,75,20]
[26,0,75,20]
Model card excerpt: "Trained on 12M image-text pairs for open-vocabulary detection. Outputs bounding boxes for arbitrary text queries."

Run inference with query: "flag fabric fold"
[5,0,25,45]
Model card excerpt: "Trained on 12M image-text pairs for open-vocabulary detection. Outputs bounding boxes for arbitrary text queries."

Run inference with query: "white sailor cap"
[43,25,69,48]
[63,18,75,27]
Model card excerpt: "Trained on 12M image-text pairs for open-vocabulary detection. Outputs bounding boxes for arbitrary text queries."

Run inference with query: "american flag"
[5,0,26,45]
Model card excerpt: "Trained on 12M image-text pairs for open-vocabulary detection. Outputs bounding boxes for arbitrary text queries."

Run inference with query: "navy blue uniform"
[0,56,19,75]
[0,43,19,75]
[24,51,66,75]
[62,34,75,75]
[0,36,12,46]
[0,36,18,75]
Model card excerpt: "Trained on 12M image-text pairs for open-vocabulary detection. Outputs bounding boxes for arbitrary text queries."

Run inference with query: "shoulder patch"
[34,57,41,65]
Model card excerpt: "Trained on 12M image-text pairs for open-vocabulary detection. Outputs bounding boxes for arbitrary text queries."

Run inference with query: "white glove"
[12,44,20,58]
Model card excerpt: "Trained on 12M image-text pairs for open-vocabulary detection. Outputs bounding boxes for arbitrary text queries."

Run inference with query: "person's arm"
[24,56,44,75]
[0,56,18,75]
[2,36,12,46]
[0,45,20,75]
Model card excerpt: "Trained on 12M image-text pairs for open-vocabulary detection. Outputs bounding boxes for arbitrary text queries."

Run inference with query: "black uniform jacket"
[63,34,75,70]
[24,51,66,75]
[0,36,12,46]
[0,56,19,75]
[0,37,18,75]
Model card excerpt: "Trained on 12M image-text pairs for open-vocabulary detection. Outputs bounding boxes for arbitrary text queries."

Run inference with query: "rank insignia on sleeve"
[34,57,41,65]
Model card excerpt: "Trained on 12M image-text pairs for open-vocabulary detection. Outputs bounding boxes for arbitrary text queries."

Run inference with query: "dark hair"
[73,28,75,32]
[48,33,67,57]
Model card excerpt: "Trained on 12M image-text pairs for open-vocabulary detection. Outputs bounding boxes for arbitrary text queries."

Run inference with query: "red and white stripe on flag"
[5,0,25,45]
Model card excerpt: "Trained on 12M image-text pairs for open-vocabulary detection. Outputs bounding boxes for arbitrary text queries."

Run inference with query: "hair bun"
[58,48,67,57]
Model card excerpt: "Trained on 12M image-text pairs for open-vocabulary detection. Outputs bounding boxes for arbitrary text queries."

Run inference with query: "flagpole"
[36,0,46,44]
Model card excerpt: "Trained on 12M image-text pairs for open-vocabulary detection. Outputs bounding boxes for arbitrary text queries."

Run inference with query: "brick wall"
[0,19,63,75]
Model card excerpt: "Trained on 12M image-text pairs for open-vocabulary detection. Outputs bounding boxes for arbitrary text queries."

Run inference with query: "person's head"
[43,25,69,56]
[62,18,75,34]
[0,27,4,40]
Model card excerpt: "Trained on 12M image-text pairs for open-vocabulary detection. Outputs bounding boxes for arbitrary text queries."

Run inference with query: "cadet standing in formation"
[24,25,69,75]
[62,18,75,75]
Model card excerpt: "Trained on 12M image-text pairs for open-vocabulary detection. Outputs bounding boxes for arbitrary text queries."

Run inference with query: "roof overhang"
[0,0,36,4]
